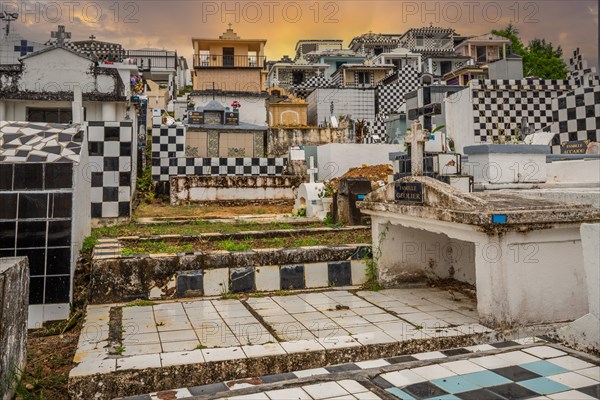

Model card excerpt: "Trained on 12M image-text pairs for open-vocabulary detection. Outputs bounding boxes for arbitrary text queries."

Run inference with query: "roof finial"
[228,23,233,30]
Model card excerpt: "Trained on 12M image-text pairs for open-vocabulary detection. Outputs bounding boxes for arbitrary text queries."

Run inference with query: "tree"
[492,24,567,79]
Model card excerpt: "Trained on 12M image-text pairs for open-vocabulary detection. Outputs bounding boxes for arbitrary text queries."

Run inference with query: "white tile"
[411,364,456,380]
[547,372,598,388]
[380,370,426,386]
[303,382,348,399]
[122,343,162,356]
[355,359,390,369]
[352,391,382,400]
[304,262,329,288]
[202,346,245,362]
[317,335,361,350]
[351,331,396,346]
[350,260,368,285]
[281,339,325,354]
[413,351,447,360]
[117,354,161,371]
[547,390,596,399]
[440,360,486,375]
[495,350,540,365]
[522,346,567,359]
[225,393,269,399]
[470,355,513,369]
[204,268,229,296]
[576,366,600,380]
[265,387,311,400]
[255,265,280,291]
[242,343,286,358]
[160,350,205,367]
[159,329,199,343]
[464,344,496,352]
[547,356,596,371]
[337,380,369,394]
[294,367,330,378]
[69,358,116,377]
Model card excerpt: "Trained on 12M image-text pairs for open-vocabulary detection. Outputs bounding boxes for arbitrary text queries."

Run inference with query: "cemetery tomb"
[0,121,91,327]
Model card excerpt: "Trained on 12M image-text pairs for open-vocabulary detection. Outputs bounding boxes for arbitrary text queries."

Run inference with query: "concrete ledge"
[463,144,550,154]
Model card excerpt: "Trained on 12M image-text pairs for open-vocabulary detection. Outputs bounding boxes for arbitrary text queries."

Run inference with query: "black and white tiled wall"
[175,247,372,297]
[151,125,287,182]
[88,121,135,219]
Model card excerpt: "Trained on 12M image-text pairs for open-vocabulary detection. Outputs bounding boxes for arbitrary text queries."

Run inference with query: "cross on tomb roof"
[307,156,318,183]
[89,34,96,41]
[406,120,429,176]
[51,25,71,46]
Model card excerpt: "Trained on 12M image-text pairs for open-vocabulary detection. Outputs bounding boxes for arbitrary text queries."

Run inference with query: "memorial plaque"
[225,111,239,125]
[560,140,589,154]
[188,111,204,125]
[395,182,423,203]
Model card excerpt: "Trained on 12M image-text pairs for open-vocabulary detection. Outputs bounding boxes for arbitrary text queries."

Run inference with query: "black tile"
[103,187,118,202]
[44,275,70,303]
[0,164,13,190]
[488,383,538,399]
[88,141,104,156]
[371,375,393,389]
[91,172,103,187]
[29,276,44,304]
[280,264,304,290]
[491,366,540,382]
[0,221,16,248]
[46,248,71,275]
[120,142,132,157]
[404,381,449,398]
[442,348,471,356]
[47,220,71,247]
[119,172,131,187]
[118,202,130,217]
[385,355,418,364]
[45,163,72,189]
[0,193,18,219]
[0,249,15,258]
[188,382,228,396]
[351,246,372,260]
[230,267,255,293]
[18,193,48,219]
[105,126,120,141]
[578,384,600,398]
[328,261,351,286]
[14,164,43,190]
[104,157,119,171]
[260,372,296,384]
[17,221,46,248]
[457,388,506,400]
[91,203,102,218]
[51,193,72,219]
[176,270,203,298]
[490,340,520,348]
[325,363,360,373]
[16,248,46,276]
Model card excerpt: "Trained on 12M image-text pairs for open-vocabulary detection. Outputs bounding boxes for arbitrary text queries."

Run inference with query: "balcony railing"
[193,54,266,68]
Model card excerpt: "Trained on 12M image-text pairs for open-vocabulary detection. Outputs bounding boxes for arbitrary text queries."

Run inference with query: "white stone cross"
[307,156,318,183]
[406,120,429,176]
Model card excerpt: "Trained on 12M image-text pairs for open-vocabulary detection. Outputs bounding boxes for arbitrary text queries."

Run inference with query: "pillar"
[102,102,117,121]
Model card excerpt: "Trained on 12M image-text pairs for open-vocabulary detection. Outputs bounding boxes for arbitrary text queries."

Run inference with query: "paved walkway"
[72,288,486,377]
[119,340,600,400]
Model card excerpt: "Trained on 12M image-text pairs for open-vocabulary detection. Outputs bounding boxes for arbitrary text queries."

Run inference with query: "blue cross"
[14,40,34,56]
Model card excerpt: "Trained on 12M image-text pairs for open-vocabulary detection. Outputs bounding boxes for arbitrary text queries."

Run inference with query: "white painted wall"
[581,224,599,318]
[464,152,547,185]
[307,88,376,126]
[445,88,475,154]
[315,143,402,181]
[547,159,600,184]
[176,186,295,202]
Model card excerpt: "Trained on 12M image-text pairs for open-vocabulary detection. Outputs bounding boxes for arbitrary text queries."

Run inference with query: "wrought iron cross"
[51,25,71,46]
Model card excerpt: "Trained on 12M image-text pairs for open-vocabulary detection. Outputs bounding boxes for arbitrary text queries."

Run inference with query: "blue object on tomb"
[492,214,508,224]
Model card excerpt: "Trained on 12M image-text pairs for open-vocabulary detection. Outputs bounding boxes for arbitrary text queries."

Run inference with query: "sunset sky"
[8,0,599,68]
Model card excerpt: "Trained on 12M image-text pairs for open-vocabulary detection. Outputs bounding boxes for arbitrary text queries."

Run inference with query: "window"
[416,35,424,46]
[223,47,234,67]
[27,108,73,124]
[357,71,369,85]
[440,61,452,76]
[292,71,304,85]
[374,47,383,56]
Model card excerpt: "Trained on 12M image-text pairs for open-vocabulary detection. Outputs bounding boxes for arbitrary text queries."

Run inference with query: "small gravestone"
[561,140,589,154]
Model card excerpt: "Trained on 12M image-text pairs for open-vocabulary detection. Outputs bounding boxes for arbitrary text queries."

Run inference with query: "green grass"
[218,240,252,252]
[122,241,194,255]
[114,345,126,355]
[123,300,156,307]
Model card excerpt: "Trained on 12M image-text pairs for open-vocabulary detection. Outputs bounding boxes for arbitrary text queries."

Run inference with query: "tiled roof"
[0,121,83,163]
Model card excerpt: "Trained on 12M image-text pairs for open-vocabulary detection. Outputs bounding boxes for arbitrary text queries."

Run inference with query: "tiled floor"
[72,288,487,377]
[377,346,600,400]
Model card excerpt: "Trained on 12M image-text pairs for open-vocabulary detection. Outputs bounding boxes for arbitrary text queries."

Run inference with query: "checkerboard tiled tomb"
[0,121,91,327]
[151,125,287,182]
[88,121,136,219]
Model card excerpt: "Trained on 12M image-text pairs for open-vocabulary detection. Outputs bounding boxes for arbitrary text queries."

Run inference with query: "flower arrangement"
[231,100,241,110]
[130,75,144,95]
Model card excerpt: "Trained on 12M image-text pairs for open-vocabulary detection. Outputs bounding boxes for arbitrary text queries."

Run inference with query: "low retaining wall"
[0,257,29,400]
[267,127,351,157]
[170,175,304,204]
[89,245,371,303]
